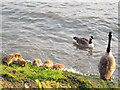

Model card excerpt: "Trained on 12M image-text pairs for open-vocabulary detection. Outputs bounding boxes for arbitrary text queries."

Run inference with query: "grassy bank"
[0,63,119,88]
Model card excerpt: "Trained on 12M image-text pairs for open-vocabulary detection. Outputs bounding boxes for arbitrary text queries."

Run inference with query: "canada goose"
[73,36,94,48]
[53,63,65,70]
[2,54,15,66]
[44,60,53,69]
[33,59,42,67]
[98,32,115,81]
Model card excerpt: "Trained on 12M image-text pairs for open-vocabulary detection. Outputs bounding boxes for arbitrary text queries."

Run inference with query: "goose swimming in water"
[73,36,94,48]
[98,32,115,81]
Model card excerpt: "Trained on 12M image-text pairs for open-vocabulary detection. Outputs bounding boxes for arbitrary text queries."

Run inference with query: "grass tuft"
[101,80,108,88]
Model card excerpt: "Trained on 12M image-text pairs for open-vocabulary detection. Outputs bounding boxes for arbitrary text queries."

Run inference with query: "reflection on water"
[73,41,93,55]
[1,1,118,80]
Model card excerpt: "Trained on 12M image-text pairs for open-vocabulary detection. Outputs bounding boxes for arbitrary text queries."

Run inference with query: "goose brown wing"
[77,38,89,45]
[98,56,110,79]
[81,38,89,42]
[105,56,115,79]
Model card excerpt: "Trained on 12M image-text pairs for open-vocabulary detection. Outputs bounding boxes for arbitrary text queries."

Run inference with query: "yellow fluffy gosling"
[44,60,53,69]
[33,59,42,67]
[53,63,65,70]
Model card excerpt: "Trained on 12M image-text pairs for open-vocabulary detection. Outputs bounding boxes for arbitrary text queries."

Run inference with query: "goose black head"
[73,37,77,40]
[91,36,94,39]
[89,36,94,44]
[108,32,112,37]
[73,37,80,41]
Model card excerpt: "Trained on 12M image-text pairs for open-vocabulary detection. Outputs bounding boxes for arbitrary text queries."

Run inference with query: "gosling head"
[16,53,22,59]
[9,54,15,59]
[33,59,37,65]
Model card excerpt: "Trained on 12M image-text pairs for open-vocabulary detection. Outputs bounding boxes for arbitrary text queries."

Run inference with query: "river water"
[1,0,119,80]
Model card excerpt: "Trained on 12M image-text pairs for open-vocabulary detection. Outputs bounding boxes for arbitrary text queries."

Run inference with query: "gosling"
[18,59,26,67]
[53,63,65,70]
[12,53,21,64]
[73,36,94,48]
[44,60,53,69]
[98,32,115,81]
[2,54,15,66]
[17,53,26,67]
[33,59,42,67]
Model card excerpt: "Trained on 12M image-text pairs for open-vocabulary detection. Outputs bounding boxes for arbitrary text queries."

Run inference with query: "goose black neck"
[106,33,112,53]
[89,38,92,44]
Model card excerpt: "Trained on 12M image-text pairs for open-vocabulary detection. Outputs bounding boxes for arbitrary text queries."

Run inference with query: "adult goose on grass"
[73,36,94,48]
[98,32,115,81]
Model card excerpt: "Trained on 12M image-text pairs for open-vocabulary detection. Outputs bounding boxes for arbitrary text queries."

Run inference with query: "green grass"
[1,63,120,88]
[1,63,65,82]
[101,80,108,88]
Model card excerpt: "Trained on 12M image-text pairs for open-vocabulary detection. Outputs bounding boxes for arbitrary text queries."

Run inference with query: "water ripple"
[1,1,118,78]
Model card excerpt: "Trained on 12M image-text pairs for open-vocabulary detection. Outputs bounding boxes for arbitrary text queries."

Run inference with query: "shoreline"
[0,63,119,88]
